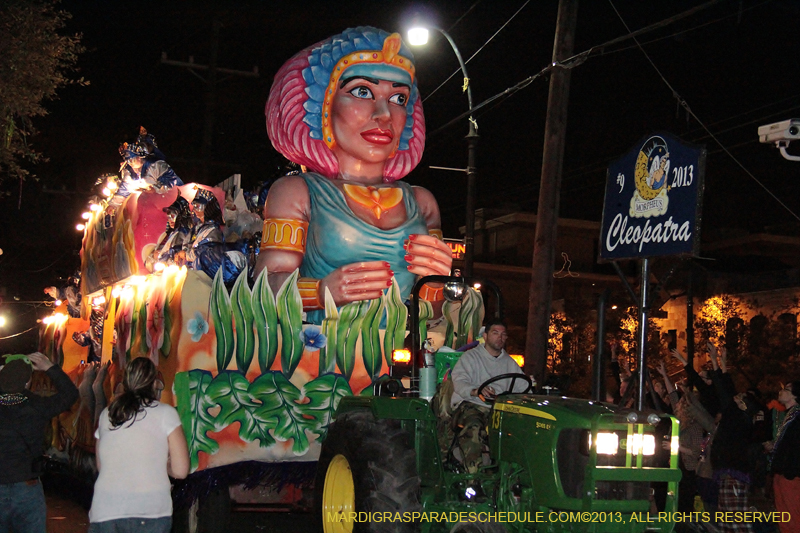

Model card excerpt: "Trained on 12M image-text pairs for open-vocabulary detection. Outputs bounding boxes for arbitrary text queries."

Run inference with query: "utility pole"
[524,0,579,387]
[161,19,259,182]
[686,266,694,368]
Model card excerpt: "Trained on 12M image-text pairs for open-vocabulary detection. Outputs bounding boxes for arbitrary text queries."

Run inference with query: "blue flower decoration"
[300,326,327,351]
[186,312,209,342]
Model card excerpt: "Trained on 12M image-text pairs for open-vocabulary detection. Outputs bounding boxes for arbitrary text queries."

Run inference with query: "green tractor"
[316,276,681,533]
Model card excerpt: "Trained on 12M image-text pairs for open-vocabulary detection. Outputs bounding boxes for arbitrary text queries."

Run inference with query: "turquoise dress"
[301,173,428,324]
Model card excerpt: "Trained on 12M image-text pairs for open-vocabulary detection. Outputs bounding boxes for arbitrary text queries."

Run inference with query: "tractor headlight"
[593,432,619,455]
[630,434,656,456]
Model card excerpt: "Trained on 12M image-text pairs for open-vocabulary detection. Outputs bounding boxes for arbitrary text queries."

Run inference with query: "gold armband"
[429,229,443,241]
[419,283,444,302]
[297,277,322,310]
[260,218,308,253]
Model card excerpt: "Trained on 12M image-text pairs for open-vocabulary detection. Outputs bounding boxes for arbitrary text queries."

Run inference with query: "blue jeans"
[89,517,172,533]
[0,478,46,533]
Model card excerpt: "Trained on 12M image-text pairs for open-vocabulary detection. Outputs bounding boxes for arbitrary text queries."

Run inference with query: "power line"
[423,0,531,103]
[600,0,772,57]
[686,102,800,143]
[447,1,482,32]
[481,103,800,210]
[430,0,728,140]
[25,250,72,273]
[608,0,800,223]
[431,0,799,218]
[0,325,39,340]
[554,99,800,190]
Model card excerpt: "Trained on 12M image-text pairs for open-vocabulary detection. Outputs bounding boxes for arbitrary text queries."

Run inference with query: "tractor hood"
[492,394,652,429]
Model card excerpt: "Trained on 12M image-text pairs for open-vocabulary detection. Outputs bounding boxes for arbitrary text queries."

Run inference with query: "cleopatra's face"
[330,76,410,178]
[166,210,178,228]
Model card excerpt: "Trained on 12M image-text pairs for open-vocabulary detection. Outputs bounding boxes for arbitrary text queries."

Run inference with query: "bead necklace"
[0,393,27,406]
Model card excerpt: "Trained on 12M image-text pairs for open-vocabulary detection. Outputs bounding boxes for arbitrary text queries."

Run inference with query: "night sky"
[2,0,800,350]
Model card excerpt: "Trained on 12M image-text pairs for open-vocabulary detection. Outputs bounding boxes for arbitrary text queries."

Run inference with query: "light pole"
[408,25,479,278]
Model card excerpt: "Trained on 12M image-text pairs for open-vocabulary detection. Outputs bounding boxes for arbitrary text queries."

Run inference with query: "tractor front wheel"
[315,410,420,533]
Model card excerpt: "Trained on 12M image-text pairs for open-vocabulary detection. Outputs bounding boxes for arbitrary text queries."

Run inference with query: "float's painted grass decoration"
[175,370,218,470]
[383,279,408,366]
[318,290,338,375]
[335,301,366,380]
[115,267,188,368]
[468,288,485,345]
[443,299,456,349]
[360,296,385,380]
[417,299,433,347]
[252,269,278,373]
[210,270,234,371]
[207,270,409,380]
[441,287,484,349]
[54,263,449,471]
[276,270,304,378]
[168,269,420,471]
[230,271,255,373]
[176,369,352,471]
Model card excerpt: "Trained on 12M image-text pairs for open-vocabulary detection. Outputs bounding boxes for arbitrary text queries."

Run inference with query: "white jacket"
[450,344,526,409]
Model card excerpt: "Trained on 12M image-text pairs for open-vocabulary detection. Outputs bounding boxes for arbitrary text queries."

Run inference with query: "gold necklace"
[342,184,403,220]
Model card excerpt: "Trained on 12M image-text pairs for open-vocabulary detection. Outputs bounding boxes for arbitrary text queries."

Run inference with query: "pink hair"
[265,46,425,183]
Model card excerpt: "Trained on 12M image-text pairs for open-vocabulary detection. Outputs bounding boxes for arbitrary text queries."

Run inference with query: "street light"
[408,24,479,278]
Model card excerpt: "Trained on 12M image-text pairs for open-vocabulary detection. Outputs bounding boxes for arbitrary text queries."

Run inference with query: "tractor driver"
[449,320,530,472]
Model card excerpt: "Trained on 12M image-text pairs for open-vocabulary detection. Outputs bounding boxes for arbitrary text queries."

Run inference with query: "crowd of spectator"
[609,341,799,533]
[4,337,799,533]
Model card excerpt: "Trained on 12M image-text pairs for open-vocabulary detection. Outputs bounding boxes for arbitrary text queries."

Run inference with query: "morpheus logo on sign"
[599,132,705,261]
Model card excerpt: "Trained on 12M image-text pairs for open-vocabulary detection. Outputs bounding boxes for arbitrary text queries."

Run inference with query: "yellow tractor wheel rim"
[322,454,355,533]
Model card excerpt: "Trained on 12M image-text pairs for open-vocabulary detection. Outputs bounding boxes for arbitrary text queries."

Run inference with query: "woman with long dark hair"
[88,357,189,533]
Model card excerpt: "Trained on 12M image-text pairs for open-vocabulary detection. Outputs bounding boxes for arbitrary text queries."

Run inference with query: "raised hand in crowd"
[706,342,719,372]
[617,347,632,377]
[657,361,676,394]
[669,348,687,367]
[93,360,112,426]
[28,352,55,372]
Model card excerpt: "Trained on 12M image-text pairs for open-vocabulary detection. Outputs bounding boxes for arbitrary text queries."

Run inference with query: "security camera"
[758,119,800,144]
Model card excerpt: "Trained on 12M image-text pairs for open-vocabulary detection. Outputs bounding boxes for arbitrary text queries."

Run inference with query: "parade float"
[36,27,685,533]
[38,26,488,507]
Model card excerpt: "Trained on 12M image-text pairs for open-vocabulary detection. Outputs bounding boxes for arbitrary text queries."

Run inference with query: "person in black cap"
[0,352,78,533]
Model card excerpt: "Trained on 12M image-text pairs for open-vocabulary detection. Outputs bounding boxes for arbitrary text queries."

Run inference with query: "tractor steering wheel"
[476,373,534,402]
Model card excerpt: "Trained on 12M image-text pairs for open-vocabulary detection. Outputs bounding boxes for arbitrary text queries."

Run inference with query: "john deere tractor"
[316,276,681,533]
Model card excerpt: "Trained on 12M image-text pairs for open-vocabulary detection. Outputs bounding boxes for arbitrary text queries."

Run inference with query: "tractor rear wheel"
[315,410,421,533]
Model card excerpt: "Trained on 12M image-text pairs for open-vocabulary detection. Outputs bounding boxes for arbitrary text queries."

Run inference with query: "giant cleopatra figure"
[254,27,452,324]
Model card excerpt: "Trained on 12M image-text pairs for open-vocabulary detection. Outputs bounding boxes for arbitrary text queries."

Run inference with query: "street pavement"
[46,493,89,533]
[44,489,317,533]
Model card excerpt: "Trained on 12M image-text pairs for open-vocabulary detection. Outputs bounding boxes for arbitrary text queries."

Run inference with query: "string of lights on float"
[75,175,121,232]
[31,173,186,346]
